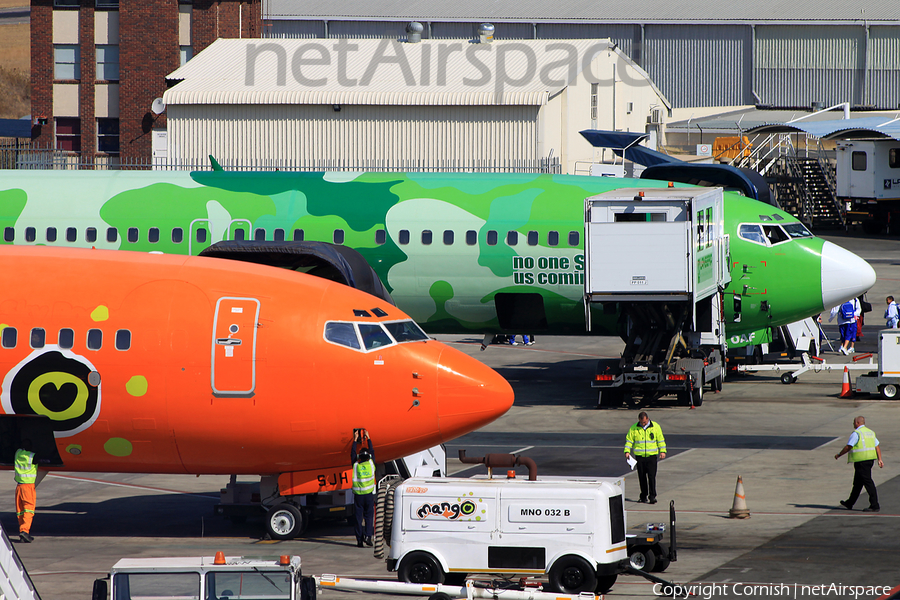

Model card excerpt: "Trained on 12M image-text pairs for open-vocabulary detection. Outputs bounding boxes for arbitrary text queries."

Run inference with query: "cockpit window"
[782,223,813,238]
[384,320,428,343]
[738,224,766,245]
[762,225,789,245]
[358,323,392,350]
[325,322,360,349]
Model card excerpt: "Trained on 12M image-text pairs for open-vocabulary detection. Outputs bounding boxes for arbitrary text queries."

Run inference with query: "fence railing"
[0,144,562,174]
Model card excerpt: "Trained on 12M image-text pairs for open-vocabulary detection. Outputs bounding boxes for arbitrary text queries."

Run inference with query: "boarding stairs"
[732,133,844,229]
[0,522,40,600]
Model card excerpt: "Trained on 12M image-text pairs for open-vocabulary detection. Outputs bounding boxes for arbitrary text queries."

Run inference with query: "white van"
[384,475,627,594]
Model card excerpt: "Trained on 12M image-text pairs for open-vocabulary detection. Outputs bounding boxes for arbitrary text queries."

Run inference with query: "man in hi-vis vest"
[14,439,37,543]
[351,428,376,547]
[625,411,667,504]
[835,416,884,512]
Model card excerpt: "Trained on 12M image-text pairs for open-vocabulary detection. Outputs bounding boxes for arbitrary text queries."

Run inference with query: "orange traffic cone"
[728,475,750,519]
[840,366,853,398]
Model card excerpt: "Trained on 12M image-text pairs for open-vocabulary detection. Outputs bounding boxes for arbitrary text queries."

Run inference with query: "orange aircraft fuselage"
[0,246,513,492]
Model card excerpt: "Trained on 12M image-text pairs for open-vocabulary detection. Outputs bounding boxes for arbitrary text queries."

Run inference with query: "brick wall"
[78,0,96,159]
[30,0,53,144]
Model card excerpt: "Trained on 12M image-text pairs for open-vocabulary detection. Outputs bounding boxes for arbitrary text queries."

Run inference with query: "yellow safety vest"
[14,449,36,484]
[353,460,375,495]
[849,426,877,463]
[624,422,667,457]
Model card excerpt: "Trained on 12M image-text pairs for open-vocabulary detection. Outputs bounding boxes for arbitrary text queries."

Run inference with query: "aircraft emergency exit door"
[211,297,260,396]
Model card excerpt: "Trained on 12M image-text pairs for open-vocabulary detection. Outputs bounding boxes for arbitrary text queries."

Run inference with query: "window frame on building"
[53,44,81,81]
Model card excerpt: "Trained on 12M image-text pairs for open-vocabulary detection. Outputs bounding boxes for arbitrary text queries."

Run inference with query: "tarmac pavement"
[2,234,900,600]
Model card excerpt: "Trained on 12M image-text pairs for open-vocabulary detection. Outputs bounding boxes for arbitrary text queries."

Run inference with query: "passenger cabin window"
[87,328,103,350]
[466,230,477,245]
[568,231,580,246]
[234,229,246,241]
[358,323,392,350]
[274,228,285,242]
[738,224,766,245]
[46,227,57,242]
[66,227,77,242]
[25,227,35,242]
[333,229,344,244]
[421,230,432,245]
[172,228,183,243]
[30,328,45,349]
[115,329,131,350]
[324,322,360,349]
[852,151,867,171]
[375,230,386,245]
[506,231,518,246]
[528,231,539,246]
[384,320,428,342]
[548,231,559,246]
[293,229,304,241]
[782,223,813,238]
[487,231,498,246]
[254,228,266,241]
[4,227,13,242]
[195,228,207,243]
[443,230,453,245]
[107,227,117,243]
[763,225,789,245]
[58,328,74,349]
[1,327,16,348]
[86,227,97,243]
[399,230,410,245]
[127,227,138,243]
[149,228,159,243]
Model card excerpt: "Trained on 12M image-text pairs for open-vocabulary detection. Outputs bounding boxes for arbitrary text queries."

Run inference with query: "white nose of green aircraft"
[820,241,877,310]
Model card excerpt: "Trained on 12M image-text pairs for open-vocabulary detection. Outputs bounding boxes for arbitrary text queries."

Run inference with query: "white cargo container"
[385,475,627,594]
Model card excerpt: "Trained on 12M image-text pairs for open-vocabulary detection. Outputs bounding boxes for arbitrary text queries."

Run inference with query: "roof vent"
[406,21,424,43]
[477,23,495,43]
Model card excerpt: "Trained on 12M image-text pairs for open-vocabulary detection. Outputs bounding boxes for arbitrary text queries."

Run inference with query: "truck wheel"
[881,384,898,400]
[712,374,723,392]
[547,556,597,594]
[399,552,445,585]
[595,574,617,593]
[691,382,703,407]
[628,548,656,572]
[265,503,306,540]
[654,554,671,572]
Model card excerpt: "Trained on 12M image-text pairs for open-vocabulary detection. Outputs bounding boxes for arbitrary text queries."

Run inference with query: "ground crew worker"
[836,415,883,512]
[351,429,376,547]
[15,439,37,543]
[624,412,666,504]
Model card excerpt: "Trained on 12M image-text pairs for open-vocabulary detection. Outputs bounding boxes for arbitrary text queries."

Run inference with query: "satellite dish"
[151,98,166,115]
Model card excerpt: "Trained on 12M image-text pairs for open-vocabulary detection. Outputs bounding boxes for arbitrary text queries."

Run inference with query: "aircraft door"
[211,297,260,397]
[189,219,212,255]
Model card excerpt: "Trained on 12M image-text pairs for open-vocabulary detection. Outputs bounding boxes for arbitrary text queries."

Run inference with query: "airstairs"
[0,522,40,600]
[732,133,844,229]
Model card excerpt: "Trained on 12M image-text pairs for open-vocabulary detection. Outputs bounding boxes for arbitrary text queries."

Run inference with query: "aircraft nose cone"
[821,241,877,309]
[436,345,514,442]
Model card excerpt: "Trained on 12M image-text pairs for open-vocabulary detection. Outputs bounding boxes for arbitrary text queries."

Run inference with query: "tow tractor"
[585,187,730,407]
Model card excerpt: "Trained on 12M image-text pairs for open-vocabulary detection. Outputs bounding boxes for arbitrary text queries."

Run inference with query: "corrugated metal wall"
[167,104,541,169]
[755,25,865,107]
[261,19,900,109]
[643,24,752,108]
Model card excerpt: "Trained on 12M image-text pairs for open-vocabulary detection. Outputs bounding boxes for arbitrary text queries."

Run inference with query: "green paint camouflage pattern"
[0,170,826,336]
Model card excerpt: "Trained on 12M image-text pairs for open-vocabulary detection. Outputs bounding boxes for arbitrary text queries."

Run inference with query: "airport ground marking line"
[47,473,219,498]
[812,436,843,450]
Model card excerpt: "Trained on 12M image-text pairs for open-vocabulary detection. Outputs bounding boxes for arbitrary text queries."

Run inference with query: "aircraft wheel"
[781,372,796,385]
[399,551,445,584]
[880,384,898,400]
[547,555,597,594]
[265,503,306,540]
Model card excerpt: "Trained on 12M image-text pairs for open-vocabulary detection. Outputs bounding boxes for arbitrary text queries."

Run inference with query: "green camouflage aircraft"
[0,170,875,338]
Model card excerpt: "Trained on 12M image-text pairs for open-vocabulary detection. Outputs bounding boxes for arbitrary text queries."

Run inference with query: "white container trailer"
[854,329,900,399]
[386,475,627,594]
[836,140,900,233]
